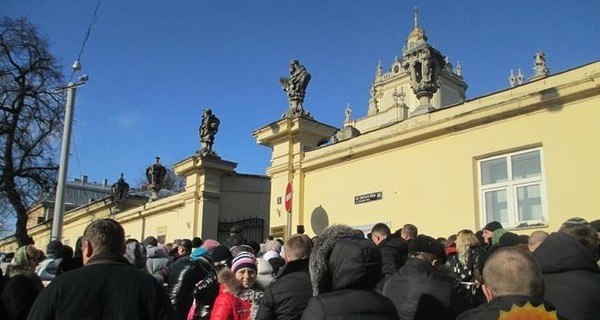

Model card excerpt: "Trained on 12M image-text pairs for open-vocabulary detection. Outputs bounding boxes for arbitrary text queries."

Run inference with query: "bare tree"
[0,17,65,246]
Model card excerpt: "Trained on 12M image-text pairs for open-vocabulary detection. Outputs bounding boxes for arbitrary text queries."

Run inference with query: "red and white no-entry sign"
[284,182,293,212]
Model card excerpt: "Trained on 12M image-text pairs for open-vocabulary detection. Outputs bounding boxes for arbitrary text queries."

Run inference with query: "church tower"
[350,9,468,134]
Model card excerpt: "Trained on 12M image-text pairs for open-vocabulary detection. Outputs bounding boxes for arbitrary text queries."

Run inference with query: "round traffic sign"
[285,182,293,212]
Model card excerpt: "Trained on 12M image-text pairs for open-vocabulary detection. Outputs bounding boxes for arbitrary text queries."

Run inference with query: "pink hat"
[201,239,220,251]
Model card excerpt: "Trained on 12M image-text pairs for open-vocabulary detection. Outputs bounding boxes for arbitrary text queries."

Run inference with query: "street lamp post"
[50,61,88,241]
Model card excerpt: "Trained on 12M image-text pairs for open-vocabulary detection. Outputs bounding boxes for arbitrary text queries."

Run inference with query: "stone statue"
[146,157,167,192]
[279,59,311,117]
[532,51,549,78]
[199,108,220,156]
[111,173,129,201]
[345,104,352,123]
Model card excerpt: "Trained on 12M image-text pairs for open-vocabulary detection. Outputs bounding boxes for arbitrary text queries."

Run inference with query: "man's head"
[482,221,503,244]
[178,239,193,256]
[559,217,598,257]
[401,224,418,240]
[408,234,446,267]
[482,247,543,301]
[528,230,549,252]
[143,236,158,247]
[191,237,203,248]
[81,219,125,265]
[46,240,63,258]
[370,223,391,245]
[230,225,242,235]
[284,234,312,262]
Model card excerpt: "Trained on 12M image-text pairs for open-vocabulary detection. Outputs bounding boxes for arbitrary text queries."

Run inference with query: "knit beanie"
[231,251,257,274]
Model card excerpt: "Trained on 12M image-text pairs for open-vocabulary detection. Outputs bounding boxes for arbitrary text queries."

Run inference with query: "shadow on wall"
[539,87,562,112]
[311,205,329,235]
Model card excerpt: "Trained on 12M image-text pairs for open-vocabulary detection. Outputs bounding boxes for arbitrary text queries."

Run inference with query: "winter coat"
[166,255,210,320]
[147,245,170,283]
[533,232,600,320]
[457,295,564,320]
[210,268,263,320]
[383,258,462,320]
[301,225,398,320]
[378,235,408,277]
[255,258,312,320]
[0,271,43,320]
[26,252,175,320]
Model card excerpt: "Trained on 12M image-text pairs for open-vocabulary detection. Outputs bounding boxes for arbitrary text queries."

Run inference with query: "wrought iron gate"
[217,216,264,244]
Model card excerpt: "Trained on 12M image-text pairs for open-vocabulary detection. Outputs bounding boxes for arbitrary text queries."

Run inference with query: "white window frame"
[478,147,548,229]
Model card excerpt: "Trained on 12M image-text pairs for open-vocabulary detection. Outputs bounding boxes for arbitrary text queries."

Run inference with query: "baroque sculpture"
[111,173,129,201]
[401,8,445,115]
[279,59,311,118]
[146,157,167,193]
[532,51,549,79]
[199,108,220,156]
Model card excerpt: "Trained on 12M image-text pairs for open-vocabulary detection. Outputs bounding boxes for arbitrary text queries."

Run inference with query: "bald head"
[483,247,543,300]
[528,230,549,252]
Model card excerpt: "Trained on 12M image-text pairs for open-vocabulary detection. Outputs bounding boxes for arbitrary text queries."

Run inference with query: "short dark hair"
[371,223,391,236]
[192,237,203,248]
[402,224,418,239]
[143,236,158,247]
[82,219,125,255]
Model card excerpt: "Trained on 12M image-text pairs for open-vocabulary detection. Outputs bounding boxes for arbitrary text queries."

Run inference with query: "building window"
[478,148,547,229]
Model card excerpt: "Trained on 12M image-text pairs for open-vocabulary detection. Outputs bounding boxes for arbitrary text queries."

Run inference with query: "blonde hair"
[456,229,479,266]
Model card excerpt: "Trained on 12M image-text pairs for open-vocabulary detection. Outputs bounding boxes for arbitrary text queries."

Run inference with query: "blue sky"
[3,1,600,187]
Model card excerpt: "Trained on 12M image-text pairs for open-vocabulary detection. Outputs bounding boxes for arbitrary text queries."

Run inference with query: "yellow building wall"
[299,89,599,238]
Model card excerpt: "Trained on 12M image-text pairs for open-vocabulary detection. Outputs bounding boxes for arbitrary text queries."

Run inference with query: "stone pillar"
[173,155,237,239]
[254,116,337,238]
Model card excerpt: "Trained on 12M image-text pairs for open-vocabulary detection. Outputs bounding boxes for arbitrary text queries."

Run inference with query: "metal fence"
[217,216,264,244]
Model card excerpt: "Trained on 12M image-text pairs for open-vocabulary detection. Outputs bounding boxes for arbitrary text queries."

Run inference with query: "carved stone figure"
[111,173,129,201]
[279,59,311,117]
[199,108,220,156]
[532,52,549,78]
[146,157,167,192]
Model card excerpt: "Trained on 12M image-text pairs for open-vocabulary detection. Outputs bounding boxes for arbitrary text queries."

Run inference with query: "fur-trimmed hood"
[309,224,383,296]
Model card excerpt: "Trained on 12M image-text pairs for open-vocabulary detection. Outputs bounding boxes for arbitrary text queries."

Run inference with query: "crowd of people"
[0,216,598,320]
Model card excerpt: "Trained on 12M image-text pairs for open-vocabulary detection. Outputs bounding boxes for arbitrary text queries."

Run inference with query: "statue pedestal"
[410,95,436,117]
[173,155,238,239]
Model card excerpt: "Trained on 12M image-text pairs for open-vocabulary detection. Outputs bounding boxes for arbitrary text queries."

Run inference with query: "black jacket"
[533,232,600,320]
[256,258,312,320]
[27,253,175,320]
[301,225,398,320]
[378,235,408,277]
[457,295,564,320]
[382,258,462,320]
[166,255,209,320]
[0,271,43,320]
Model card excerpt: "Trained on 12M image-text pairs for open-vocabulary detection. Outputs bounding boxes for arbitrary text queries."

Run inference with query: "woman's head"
[456,229,479,264]
[231,252,257,289]
[11,245,43,276]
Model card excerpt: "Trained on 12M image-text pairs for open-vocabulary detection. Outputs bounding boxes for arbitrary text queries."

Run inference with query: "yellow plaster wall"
[300,95,600,238]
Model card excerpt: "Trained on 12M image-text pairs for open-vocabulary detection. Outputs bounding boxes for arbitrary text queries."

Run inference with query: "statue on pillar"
[199,108,220,156]
[279,59,311,118]
[532,51,549,79]
[401,43,445,115]
[146,157,167,194]
[112,173,130,201]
